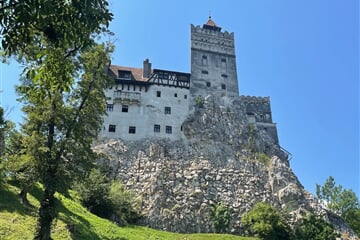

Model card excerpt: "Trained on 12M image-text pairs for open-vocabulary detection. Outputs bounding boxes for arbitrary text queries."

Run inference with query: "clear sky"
[1,0,359,197]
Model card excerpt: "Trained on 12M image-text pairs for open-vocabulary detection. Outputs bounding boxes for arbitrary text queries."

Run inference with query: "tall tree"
[0,1,113,239]
[316,176,360,236]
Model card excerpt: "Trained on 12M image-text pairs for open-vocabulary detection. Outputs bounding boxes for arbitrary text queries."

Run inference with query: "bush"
[108,180,141,225]
[75,168,112,218]
[241,202,291,240]
[75,168,141,225]
[210,202,231,233]
[294,214,338,240]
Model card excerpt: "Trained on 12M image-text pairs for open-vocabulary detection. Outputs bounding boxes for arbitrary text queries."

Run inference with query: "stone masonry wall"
[93,94,357,238]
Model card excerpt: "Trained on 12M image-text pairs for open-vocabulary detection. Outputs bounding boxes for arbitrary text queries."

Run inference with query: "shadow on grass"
[0,181,37,216]
[55,198,102,240]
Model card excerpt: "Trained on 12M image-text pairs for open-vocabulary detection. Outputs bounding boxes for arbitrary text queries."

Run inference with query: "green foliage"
[210,202,232,233]
[75,168,112,218]
[109,180,142,225]
[0,0,113,58]
[294,214,338,240]
[76,169,141,225]
[195,95,204,108]
[255,152,271,166]
[0,181,255,240]
[241,202,292,240]
[1,1,114,238]
[316,176,360,236]
[342,208,360,237]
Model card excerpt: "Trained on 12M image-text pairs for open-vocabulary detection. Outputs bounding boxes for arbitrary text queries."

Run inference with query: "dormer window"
[118,70,131,80]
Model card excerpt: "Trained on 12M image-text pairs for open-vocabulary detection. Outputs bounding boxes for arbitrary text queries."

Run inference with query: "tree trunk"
[19,189,30,206]
[34,189,55,240]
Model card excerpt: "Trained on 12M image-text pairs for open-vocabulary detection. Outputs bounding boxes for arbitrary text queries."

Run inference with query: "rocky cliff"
[93,95,356,238]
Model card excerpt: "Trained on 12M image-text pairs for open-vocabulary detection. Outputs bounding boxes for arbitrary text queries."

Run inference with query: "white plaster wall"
[100,83,190,141]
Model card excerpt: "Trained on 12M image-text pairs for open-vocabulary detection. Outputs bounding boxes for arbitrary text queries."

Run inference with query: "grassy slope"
[0,182,256,240]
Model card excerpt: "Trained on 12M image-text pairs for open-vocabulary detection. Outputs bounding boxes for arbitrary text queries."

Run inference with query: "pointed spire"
[203,15,221,32]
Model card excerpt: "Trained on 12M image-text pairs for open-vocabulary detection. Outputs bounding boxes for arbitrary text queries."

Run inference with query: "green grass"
[0,181,257,240]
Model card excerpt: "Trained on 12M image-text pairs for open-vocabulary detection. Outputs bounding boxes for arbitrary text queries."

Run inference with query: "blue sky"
[1,0,359,197]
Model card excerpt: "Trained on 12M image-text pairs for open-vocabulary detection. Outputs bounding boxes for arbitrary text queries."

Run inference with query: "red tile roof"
[205,17,218,27]
[108,65,152,82]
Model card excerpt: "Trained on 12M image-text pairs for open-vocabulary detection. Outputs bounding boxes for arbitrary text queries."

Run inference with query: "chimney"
[143,58,151,78]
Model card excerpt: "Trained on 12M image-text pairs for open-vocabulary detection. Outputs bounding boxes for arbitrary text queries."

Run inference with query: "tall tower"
[190,17,239,98]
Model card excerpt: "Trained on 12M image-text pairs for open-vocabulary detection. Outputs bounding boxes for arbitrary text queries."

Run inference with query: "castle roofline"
[203,16,221,32]
[109,65,151,82]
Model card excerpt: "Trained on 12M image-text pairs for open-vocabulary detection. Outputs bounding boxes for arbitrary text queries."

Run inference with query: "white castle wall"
[100,83,190,141]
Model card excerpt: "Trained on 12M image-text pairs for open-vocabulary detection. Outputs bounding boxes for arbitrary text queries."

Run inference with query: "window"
[221,58,227,68]
[184,95,187,99]
[221,84,226,90]
[174,93,178,97]
[166,126,172,134]
[221,74,228,78]
[109,124,116,132]
[202,55,208,65]
[154,124,160,133]
[129,126,136,134]
[206,82,211,87]
[165,107,171,115]
[106,103,113,112]
[118,70,131,80]
[156,91,161,97]
[201,70,208,75]
[122,105,129,112]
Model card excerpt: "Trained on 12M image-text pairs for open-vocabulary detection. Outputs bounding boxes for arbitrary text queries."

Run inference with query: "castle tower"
[190,17,239,98]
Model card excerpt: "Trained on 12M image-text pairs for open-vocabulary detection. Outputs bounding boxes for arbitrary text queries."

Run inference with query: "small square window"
[154,124,160,133]
[206,82,211,87]
[202,70,208,74]
[129,126,136,134]
[221,58,226,63]
[221,74,228,78]
[122,105,129,112]
[174,93,178,97]
[156,91,161,97]
[109,124,116,132]
[106,103,113,112]
[184,95,187,99]
[166,126,172,134]
[165,107,171,115]
[221,84,226,90]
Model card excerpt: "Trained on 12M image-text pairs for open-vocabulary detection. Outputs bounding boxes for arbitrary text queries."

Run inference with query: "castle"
[100,17,278,143]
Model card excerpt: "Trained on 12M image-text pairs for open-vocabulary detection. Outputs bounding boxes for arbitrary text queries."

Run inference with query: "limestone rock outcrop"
[93,95,357,238]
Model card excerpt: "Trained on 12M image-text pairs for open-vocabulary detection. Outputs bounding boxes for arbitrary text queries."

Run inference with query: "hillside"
[93,94,356,237]
[0,181,256,240]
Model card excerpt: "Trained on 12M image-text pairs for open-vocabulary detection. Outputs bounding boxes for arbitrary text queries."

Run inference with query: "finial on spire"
[203,14,221,32]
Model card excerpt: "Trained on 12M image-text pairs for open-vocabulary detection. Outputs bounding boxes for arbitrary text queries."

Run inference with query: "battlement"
[240,96,270,104]
[190,24,234,39]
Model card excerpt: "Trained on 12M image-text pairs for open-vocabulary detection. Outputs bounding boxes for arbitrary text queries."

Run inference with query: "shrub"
[294,214,338,240]
[241,202,291,240]
[210,202,231,233]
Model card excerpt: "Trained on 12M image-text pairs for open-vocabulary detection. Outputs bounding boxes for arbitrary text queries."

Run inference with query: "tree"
[2,126,37,205]
[316,176,360,236]
[1,2,113,239]
[108,180,142,225]
[75,168,112,218]
[294,214,338,240]
[241,202,292,240]
[210,202,231,233]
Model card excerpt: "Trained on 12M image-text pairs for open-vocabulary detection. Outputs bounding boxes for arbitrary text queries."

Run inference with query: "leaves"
[316,176,360,236]
[241,202,292,240]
